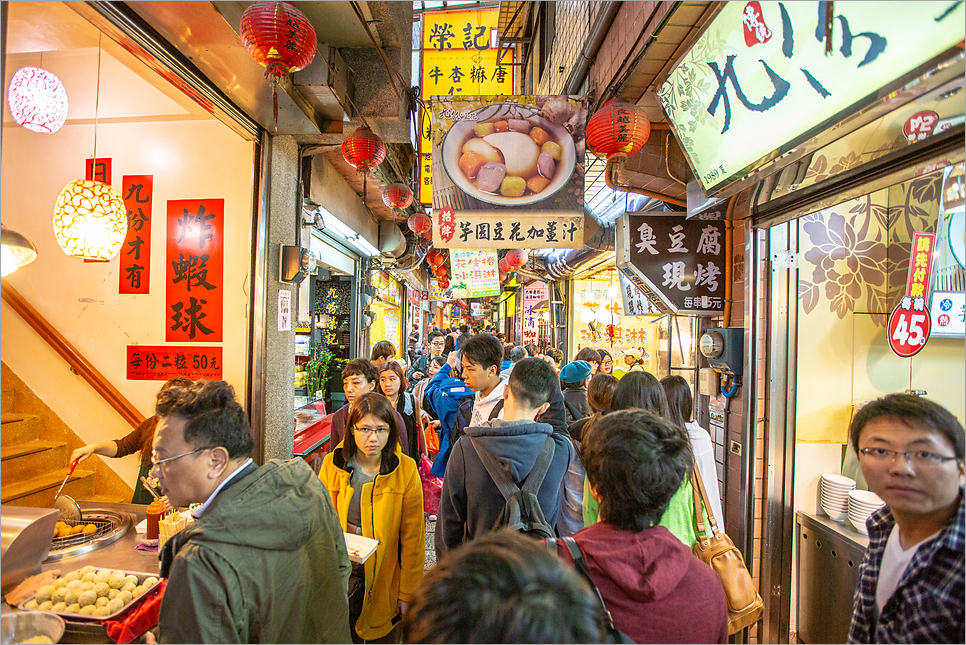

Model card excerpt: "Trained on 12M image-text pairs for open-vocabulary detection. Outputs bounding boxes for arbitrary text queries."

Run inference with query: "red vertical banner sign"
[119,176,153,294]
[166,199,224,342]
[85,158,112,184]
[888,232,936,358]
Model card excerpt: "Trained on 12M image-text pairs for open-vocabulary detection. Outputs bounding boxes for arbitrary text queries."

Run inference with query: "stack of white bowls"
[820,473,856,521]
[848,489,885,535]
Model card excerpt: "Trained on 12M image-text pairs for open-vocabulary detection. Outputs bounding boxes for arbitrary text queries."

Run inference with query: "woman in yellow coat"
[320,392,425,642]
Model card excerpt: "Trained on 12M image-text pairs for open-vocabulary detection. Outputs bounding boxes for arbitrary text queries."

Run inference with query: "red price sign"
[888,300,931,358]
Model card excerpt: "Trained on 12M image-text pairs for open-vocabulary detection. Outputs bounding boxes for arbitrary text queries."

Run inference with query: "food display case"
[293,397,330,474]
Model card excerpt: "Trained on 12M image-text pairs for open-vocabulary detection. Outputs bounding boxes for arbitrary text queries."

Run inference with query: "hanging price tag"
[888,297,931,358]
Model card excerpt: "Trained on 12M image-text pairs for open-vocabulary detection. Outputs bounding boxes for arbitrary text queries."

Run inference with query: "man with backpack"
[435,358,574,557]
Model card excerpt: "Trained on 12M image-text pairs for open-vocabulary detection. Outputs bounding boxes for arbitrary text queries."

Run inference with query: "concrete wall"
[308,153,379,248]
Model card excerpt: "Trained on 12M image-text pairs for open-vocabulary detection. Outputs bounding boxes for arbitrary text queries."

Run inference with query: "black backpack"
[469,435,556,540]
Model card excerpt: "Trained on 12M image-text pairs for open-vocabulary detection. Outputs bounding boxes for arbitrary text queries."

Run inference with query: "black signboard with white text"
[616,212,725,316]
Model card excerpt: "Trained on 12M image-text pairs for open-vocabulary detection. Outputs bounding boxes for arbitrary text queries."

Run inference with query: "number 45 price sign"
[888,232,936,358]
[888,297,931,358]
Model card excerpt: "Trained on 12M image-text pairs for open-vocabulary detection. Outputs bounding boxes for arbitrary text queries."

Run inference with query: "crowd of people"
[121,324,963,644]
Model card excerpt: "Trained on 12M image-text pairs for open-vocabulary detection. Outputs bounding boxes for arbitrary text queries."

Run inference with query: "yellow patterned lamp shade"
[53,179,127,260]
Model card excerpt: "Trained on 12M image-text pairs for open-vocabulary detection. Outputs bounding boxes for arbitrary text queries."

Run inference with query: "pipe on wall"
[604,155,687,207]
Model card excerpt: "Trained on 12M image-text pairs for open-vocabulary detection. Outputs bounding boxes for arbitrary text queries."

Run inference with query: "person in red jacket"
[555,408,729,643]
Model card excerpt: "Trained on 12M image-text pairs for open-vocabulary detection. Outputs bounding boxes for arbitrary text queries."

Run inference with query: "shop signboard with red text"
[888,232,936,357]
[126,345,222,380]
[119,176,153,294]
[166,199,224,342]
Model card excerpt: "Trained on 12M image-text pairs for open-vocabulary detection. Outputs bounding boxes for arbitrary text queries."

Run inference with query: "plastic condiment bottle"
[146,500,164,540]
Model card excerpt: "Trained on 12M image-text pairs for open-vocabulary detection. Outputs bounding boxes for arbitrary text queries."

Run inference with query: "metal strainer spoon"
[53,458,82,524]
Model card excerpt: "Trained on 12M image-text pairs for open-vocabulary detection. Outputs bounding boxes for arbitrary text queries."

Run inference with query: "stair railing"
[1,278,146,428]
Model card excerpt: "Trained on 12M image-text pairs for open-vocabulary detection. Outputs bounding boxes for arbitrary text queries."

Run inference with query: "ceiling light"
[1,225,38,277]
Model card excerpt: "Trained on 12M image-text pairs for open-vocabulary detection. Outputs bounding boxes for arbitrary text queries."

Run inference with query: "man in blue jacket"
[436,358,574,557]
[424,349,474,478]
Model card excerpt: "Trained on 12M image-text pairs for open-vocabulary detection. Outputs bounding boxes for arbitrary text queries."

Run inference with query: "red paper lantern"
[383,183,414,210]
[586,100,651,159]
[427,250,445,266]
[498,258,515,274]
[342,126,386,172]
[437,277,450,290]
[434,265,448,279]
[421,228,433,241]
[499,270,508,282]
[407,212,431,234]
[505,249,529,267]
[240,2,317,122]
[7,67,69,134]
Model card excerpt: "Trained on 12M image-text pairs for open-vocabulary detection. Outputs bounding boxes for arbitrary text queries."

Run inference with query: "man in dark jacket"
[407,330,445,386]
[456,324,472,349]
[436,358,574,557]
[151,380,351,643]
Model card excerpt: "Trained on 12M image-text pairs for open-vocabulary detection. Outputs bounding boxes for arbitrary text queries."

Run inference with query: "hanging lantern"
[421,228,433,241]
[498,257,515,274]
[342,127,386,172]
[384,182,414,210]
[407,212,431,234]
[499,270,508,282]
[505,249,529,267]
[52,180,127,260]
[437,277,450,290]
[434,265,448,279]
[6,67,69,134]
[427,250,445,266]
[240,1,317,123]
[586,100,651,159]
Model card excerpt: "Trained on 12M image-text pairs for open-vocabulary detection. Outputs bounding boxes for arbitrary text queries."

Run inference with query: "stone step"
[1,469,95,507]
[0,441,70,487]
[1,413,40,446]
[2,389,14,415]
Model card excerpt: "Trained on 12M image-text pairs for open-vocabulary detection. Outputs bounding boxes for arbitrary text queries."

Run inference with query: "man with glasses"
[150,380,351,643]
[847,393,964,644]
[407,330,446,387]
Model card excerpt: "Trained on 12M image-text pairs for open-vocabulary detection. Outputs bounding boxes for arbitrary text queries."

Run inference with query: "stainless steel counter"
[796,511,869,643]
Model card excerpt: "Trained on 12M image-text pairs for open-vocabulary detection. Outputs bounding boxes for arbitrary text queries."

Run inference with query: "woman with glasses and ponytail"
[319,392,425,643]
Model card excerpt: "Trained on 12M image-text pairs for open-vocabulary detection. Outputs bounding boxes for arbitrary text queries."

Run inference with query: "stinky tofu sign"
[616,213,726,315]
[659,1,966,195]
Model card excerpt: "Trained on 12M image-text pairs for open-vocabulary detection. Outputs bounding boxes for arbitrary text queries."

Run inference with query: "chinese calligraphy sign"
[659,1,965,194]
[127,345,222,380]
[119,176,153,294]
[433,209,583,249]
[449,248,499,298]
[166,199,224,342]
[616,213,727,315]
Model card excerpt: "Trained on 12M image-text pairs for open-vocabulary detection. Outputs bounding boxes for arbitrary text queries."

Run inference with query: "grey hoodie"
[435,419,574,557]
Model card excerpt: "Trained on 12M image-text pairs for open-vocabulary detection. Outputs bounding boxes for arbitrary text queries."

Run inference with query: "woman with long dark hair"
[573,347,602,376]
[558,373,618,537]
[582,371,703,547]
[319,393,424,643]
[379,361,425,458]
[662,375,724,527]
[596,348,614,375]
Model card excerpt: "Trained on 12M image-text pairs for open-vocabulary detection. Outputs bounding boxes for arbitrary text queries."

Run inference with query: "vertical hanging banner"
[522,281,549,345]
[888,232,936,357]
[419,7,512,205]
[166,199,224,342]
[119,176,153,294]
[85,157,112,184]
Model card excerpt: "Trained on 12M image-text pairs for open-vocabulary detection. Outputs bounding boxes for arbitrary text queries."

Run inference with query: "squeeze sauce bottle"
[146,499,164,540]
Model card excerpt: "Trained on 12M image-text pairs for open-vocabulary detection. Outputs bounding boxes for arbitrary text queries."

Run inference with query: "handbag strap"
[548,537,618,634]
[691,465,720,538]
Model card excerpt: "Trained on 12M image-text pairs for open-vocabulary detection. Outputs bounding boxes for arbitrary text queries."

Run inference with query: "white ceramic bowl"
[823,508,848,521]
[822,473,856,487]
[849,489,884,505]
[440,103,577,206]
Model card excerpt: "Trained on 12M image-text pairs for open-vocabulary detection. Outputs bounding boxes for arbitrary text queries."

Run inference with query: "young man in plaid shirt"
[847,394,964,643]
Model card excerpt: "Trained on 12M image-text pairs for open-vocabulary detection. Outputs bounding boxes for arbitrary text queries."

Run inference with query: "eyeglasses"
[858,447,959,467]
[601,359,613,366]
[150,447,210,469]
[430,341,446,347]
[353,425,391,437]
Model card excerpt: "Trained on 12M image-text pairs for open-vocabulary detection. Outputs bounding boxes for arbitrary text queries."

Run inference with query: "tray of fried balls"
[18,566,161,622]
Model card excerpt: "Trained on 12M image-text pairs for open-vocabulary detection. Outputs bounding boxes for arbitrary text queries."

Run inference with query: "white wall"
[2,45,253,486]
